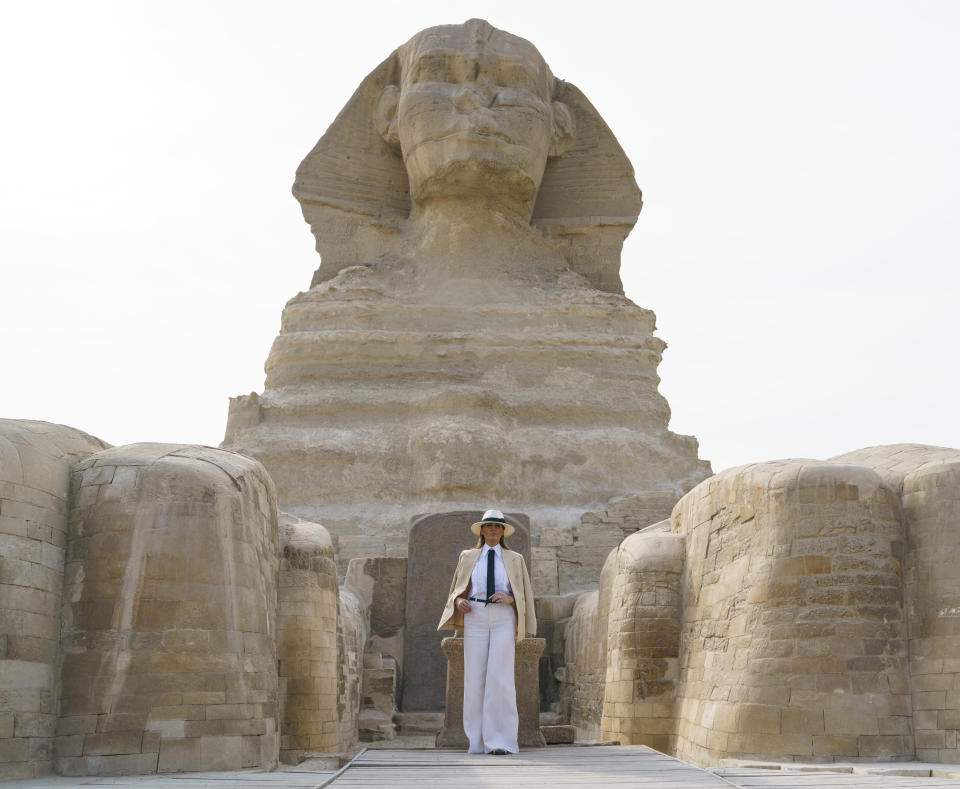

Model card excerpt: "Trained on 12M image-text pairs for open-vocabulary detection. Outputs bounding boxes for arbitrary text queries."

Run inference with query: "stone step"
[358,708,396,742]
[286,754,344,770]
[541,724,575,744]
[362,667,397,710]
[539,711,564,727]
[395,711,445,736]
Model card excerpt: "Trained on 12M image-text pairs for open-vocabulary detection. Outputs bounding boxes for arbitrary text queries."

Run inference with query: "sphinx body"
[223,20,710,581]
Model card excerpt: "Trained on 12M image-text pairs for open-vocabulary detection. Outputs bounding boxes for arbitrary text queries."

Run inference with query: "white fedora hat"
[470,509,515,537]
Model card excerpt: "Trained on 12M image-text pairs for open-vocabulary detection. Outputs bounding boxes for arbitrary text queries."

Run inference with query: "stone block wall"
[556,547,619,740]
[0,421,107,780]
[56,444,280,776]
[600,521,682,752]
[343,557,406,681]
[536,492,686,595]
[556,443,960,767]
[834,445,960,763]
[535,593,581,712]
[336,588,366,753]
[904,459,960,761]
[343,557,406,742]
[558,590,603,740]
[358,653,397,742]
[277,514,339,762]
[670,461,911,765]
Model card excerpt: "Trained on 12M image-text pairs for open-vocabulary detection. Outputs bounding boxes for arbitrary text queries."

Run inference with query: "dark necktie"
[486,548,495,601]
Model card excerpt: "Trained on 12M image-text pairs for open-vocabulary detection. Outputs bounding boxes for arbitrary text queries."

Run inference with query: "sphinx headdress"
[293,43,642,295]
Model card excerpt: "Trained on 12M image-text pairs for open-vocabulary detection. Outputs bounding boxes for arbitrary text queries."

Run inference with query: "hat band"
[482,517,506,525]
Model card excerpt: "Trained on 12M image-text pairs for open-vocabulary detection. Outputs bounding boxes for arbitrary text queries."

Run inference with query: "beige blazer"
[437,547,537,639]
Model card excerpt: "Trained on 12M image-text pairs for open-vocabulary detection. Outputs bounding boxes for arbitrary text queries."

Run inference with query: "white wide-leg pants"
[462,602,518,754]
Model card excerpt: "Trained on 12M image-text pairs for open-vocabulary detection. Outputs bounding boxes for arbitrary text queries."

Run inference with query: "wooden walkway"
[322,747,960,789]
[320,745,736,787]
[0,770,331,789]
[2,750,958,788]
[715,768,960,788]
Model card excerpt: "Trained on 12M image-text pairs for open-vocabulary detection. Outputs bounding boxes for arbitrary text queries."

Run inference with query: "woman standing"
[437,509,537,754]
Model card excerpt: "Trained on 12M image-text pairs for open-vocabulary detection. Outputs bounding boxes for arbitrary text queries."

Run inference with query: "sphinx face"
[396,23,556,209]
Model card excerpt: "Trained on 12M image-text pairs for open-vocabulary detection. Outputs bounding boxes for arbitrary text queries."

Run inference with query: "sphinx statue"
[292,18,643,294]
[224,19,711,585]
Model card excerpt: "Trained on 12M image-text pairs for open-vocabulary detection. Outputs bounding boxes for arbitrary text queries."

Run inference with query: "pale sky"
[2,1,957,474]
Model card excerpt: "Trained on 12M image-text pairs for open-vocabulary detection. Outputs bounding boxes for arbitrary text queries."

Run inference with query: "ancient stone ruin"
[558,445,960,765]
[222,17,711,587]
[1,17,958,782]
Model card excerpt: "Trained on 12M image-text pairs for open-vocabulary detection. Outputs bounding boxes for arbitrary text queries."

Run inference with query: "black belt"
[468,597,500,604]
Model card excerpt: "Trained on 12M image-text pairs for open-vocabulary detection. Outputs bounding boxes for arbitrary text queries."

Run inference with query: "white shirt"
[470,543,513,599]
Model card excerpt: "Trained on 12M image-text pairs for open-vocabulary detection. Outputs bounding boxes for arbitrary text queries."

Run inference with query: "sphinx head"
[374,19,574,219]
[294,19,641,294]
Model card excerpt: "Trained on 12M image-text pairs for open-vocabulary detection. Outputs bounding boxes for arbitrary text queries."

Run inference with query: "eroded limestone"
[277,513,339,761]
[56,444,280,776]
[561,444,960,766]
[0,420,108,780]
[223,19,710,577]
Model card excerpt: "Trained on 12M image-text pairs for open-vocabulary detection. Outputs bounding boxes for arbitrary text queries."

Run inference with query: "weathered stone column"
[600,521,683,752]
[277,514,338,762]
[516,639,548,747]
[436,637,546,749]
[0,421,107,780]
[436,639,466,749]
[57,444,280,776]
[833,444,960,764]
[670,460,912,765]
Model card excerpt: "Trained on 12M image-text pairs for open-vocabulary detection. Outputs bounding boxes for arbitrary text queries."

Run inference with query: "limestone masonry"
[557,445,960,766]
[2,17,958,781]
[221,17,710,583]
[0,421,108,780]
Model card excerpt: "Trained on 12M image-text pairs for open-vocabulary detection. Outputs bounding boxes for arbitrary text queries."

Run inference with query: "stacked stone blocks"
[834,445,960,763]
[335,588,365,753]
[904,459,960,761]
[535,492,690,595]
[600,522,682,752]
[0,421,108,779]
[342,556,406,741]
[55,444,280,776]
[358,652,397,742]
[534,593,581,716]
[277,515,339,761]
[557,445,960,767]
[557,591,606,739]
[344,557,407,697]
[670,461,911,764]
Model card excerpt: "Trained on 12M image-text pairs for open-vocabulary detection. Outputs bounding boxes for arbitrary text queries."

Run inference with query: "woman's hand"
[456,597,472,614]
[490,592,514,605]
